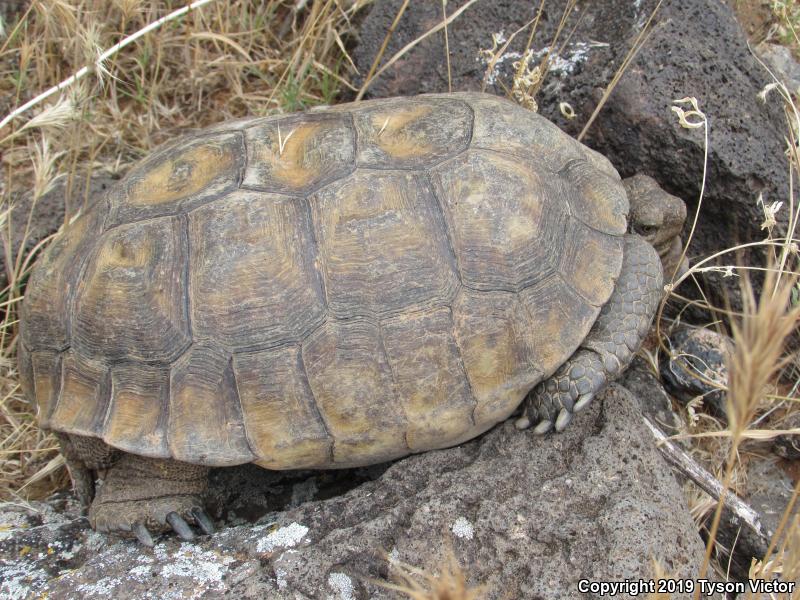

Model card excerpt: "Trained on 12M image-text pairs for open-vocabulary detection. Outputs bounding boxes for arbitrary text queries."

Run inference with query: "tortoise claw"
[514,415,532,430]
[166,511,195,541]
[574,392,594,412]
[133,522,154,547]
[533,419,554,435]
[191,507,215,535]
[555,408,573,432]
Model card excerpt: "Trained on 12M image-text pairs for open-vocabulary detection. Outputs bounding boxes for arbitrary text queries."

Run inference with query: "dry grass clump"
[769,0,800,52]
[650,12,800,587]
[695,268,800,588]
[0,0,369,500]
[374,550,487,600]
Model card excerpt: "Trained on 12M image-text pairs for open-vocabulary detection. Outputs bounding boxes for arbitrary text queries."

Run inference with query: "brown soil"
[724,0,776,42]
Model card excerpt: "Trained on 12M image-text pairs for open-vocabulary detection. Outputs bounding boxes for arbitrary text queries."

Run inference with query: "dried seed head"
[671,96,706,129]
[376,550,487,600]
[31,135,60,201]
[20,95,79,134]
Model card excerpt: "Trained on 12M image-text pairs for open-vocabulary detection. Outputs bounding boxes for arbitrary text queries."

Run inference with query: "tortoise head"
[622,174,688,280]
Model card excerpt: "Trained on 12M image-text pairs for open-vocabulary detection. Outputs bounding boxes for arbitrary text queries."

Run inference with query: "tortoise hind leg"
[516,234,663,434]
[56,433,120,509]
[89,453,214,545]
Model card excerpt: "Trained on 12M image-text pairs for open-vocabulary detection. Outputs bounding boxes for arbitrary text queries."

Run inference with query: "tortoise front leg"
[89,452,214,545]
[516,234,663,434]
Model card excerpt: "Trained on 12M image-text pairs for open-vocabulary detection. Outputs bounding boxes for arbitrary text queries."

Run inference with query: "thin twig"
[643,416,770,542]
[359,0,483,100]
[355,0,411,101]
[578,0,663,141]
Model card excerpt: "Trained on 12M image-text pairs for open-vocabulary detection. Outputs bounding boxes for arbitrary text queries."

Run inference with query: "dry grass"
[373,549,487,600]
[693,267,800,591]
[647,5,800,588]
[0,0,370,501]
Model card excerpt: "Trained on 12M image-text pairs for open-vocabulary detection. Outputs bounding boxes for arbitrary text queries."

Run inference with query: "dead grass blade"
[442,0,452,93]
[356,0,410,101]
[358,0,483,99]
[578,0,664,142]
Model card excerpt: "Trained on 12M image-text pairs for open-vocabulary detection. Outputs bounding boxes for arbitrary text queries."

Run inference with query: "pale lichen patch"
[159,544,236,586]
[276,567,289,589]
[256,522,309,553]
[0,562,50,600]
[327,572,355,600]
[452,516,474,540]
[76,576,121,596]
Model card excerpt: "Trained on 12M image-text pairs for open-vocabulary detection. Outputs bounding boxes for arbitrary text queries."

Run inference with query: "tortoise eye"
[636,224,657,237]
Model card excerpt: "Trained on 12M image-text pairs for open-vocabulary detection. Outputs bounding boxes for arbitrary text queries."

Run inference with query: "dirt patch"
[725,0,776,41]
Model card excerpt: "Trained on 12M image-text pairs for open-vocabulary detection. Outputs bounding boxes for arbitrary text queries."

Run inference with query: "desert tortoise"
[18,92,686,544]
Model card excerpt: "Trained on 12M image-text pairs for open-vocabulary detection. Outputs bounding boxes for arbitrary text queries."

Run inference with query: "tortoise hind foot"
[516,234,663,434]
[56,433,120,509]
[515,348,609,434]
[89,453,213,546]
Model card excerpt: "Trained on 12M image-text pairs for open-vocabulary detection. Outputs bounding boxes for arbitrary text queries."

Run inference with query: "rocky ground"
[2,386,721,599]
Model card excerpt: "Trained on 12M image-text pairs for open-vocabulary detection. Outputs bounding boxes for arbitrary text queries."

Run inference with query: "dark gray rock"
[757,43,800,94]
[660,325,732,418]
[353,0,789,302]
[773,411,800,460]
[1,385,714,599]
[619,356,682,438]
[746,457,797,542]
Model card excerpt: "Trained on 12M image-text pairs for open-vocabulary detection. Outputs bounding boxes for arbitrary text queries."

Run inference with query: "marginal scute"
[560,159,628,235]
[579,144,619,179]
[169,343,254,466]
[519,275,600,377]
[466,93,590,173]
[72,216,190,362]
[49,351,109,437]
[17,342,33,406]
[381,307,477,451]
[103,364,169,458]
[431,150,567,291]
[353,97,472,168]
[189,191,325,349]
[243,113,355,194]
[451,290,541,428]
[21,198,109,351]
[302,318,407,466]
[30,351,62,429]
[311,170,459,317]
[234,346,331,469]
[203,115,278,134]
[560,220,624,307]
[108,132,244,225]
